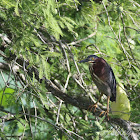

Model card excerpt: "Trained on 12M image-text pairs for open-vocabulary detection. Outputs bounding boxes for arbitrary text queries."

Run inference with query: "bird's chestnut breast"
[91,58,107,81]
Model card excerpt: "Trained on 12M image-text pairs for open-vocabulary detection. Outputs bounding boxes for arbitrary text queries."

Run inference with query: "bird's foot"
[88,103,98,112]
[99,110,109,120]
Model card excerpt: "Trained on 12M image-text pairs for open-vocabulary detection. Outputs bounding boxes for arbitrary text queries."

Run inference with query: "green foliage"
[0,88,15,107]
[0,0,140,139]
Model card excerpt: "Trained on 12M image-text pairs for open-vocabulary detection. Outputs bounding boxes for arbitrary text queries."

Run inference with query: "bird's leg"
[88,93,103,112]
[99,96,110,120]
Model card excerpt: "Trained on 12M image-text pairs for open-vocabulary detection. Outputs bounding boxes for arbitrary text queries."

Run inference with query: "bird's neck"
[91,58,107,77]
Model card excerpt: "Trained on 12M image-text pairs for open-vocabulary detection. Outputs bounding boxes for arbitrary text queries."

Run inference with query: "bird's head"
[79,55,99,63]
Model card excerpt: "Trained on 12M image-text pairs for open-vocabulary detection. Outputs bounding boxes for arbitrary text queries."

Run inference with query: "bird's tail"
[110,94,116,102]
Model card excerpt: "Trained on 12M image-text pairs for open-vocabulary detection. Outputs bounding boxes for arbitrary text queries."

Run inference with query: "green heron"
[79,55,116,119]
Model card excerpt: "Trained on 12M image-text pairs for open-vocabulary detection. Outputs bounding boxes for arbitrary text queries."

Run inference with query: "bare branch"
[59,40,71,73]
[69,32,96,46]
[56,98,63,125]
[125,26,140,32]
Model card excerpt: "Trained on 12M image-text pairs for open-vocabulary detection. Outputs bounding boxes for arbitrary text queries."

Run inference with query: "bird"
[79,55,116,120]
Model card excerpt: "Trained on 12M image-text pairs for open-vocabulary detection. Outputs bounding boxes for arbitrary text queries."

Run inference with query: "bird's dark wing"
[107,66,116,102]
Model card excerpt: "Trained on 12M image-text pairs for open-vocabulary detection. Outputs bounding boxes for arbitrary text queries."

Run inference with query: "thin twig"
[64,73,71,92]
[59,41,70,73]
[56,98,63,125]
[33,100,37,137]
[127,13,140,30]
[125,26,140,32]
[29,112,34,139]
[69,32,96,46]
[0,33,11,44]
[34,28,47,44]
[0,70,7,86]
[63,127,84,140]
[129,0,140,7]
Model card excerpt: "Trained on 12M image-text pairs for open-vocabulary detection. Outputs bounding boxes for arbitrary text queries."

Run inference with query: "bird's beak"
[79,58,89,63]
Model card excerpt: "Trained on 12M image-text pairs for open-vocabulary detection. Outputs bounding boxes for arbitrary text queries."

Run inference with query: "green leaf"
[0,88,15,107]
[44,51,61,57]
[39,65,44,79]
[15,0,20,16]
